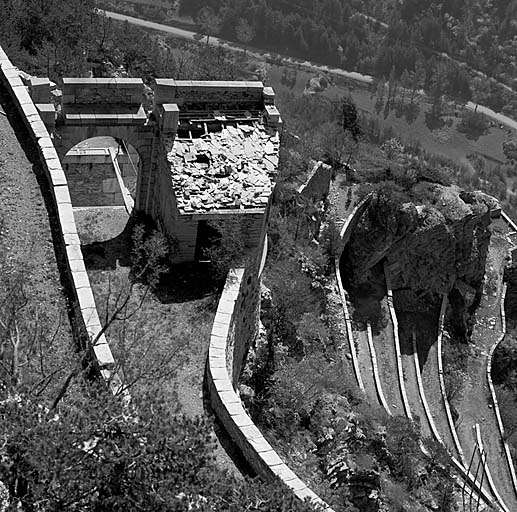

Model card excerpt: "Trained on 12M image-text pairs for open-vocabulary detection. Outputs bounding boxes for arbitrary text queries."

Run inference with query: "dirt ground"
[73,205,245,476]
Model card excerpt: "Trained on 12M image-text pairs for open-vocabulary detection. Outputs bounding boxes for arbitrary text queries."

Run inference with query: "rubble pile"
[168,123,279,213]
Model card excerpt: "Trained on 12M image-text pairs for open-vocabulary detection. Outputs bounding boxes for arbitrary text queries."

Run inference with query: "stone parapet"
[0,46,124,396]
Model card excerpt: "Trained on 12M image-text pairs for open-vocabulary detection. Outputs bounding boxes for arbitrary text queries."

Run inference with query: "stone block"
[57,202,77,235]
[232,413,253,428]
[2,67,21,81]
[210,367,229,381]
[14,86,33,107]
[76,286,97,311]
[38,136,55,150]
[214,311,232,325]
[47,163,67,186]
[211,322,230,340]
[271,464,298,482]
[66,243,84,262]
[294,488,321,503]
[263,86,275,104]
[218,389,240,404]
[81,306,99,326]
[72,270,91,290]
[214,378,233,392]
[69,258,86,273]
[239,424,263,440]
[216,298,237,316]
[258,449,283,467]
[31,120,49,139]
[209,354,226,369]
[30,77,50,103]
[224,401,245,416]
[21,100,39,118]
[160,103,179,133]
[285,477,308,492]
[63,233,81,246]
[247,436,273,453]
[93,341,116,367]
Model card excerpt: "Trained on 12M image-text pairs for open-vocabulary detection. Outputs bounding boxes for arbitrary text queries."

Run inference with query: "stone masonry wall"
[62,78,143,107]
[0,47,123,394]
[298,161,332,202]
[62,153,124,207]
[154,79,264,111]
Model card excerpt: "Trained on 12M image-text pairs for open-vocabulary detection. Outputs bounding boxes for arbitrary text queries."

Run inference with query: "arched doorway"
[62,136,143,266]
[62,136,140,212]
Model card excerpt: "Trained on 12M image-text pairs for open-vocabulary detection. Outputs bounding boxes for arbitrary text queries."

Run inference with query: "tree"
[457,109,489,139]
[0,388,318,511]
[235,18,255,55]
[341,96,361,142]
[374,79,386,115]
[197,6,222,47]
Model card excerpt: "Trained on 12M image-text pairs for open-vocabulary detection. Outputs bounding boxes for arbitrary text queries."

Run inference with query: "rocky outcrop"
[341,185,497,339]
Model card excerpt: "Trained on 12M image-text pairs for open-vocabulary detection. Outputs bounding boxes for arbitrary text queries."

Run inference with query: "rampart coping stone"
[0,45,122,393]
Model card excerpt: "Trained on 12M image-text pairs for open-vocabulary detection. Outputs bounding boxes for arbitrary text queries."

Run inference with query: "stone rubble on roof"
[167,123,279,213]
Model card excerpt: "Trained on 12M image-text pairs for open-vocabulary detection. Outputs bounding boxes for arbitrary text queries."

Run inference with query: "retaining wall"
[0,47,123,394]
[488,281,517,497]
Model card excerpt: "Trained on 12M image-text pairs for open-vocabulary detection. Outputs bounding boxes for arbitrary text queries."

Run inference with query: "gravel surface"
[0,84,78,403]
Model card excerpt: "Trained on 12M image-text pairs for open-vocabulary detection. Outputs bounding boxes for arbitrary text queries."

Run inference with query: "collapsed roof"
[168,121,279,213]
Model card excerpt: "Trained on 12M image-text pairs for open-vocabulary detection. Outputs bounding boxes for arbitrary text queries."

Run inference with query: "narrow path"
[420,341,458,455]
[371,300,406,415]
[355,329,378,406]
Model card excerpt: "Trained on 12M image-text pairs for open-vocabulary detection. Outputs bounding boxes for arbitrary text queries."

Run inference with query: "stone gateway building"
[43,77,281,263]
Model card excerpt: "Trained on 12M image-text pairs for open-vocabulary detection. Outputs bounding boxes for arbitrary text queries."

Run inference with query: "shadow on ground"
[81,212,221,304]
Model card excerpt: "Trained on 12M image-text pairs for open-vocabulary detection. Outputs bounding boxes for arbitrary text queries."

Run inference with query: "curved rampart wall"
[334,196,372,392]
[207,261,334,509]
[0,47,123,394]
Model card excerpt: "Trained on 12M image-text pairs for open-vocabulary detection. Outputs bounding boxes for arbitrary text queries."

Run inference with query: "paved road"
[101,10,374,84]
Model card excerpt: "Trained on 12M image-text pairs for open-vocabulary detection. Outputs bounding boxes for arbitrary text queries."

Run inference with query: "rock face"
[342,185,497,338]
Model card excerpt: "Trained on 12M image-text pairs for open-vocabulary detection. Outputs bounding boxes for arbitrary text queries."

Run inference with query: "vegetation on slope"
[179,0,517,117]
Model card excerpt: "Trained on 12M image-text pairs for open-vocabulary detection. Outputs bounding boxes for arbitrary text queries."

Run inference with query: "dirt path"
[354,329,379,406]
[452,217,517,511]
[421,342,458,455]
[0,84,77,403]
[372,299,406,415]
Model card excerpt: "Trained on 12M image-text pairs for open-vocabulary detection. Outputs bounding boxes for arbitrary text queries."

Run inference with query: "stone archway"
[52,78,157,212]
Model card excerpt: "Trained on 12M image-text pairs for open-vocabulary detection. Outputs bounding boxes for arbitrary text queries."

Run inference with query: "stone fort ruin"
[30,77,282,262]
